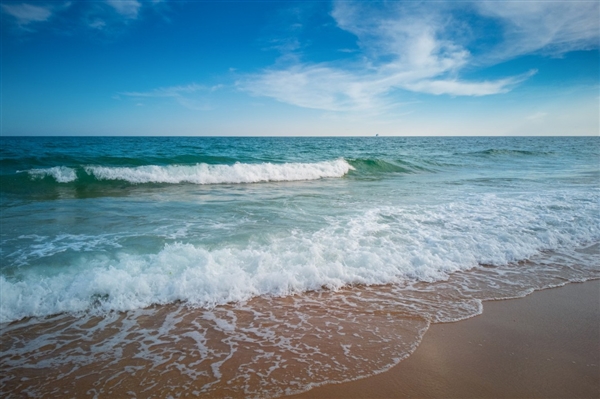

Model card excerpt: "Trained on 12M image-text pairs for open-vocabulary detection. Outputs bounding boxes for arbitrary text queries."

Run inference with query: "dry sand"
[290,280,600,399]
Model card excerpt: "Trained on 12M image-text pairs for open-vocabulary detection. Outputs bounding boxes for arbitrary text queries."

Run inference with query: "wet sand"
[290,280,600,399]
[2,280,598,398]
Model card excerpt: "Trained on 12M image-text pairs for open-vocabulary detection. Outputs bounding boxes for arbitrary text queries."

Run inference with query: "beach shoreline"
[1,278,598,398]
[289,279,600,399]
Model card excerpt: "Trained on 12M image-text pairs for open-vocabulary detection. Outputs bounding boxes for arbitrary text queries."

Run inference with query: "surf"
[17,159,354,186]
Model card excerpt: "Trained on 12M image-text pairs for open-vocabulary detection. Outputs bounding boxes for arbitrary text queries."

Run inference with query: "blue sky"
[2,0,599,136]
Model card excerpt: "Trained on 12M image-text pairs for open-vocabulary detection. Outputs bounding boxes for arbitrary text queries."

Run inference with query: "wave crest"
[469,149,553,157]
[22,160,353,185]
[23,166,77,183]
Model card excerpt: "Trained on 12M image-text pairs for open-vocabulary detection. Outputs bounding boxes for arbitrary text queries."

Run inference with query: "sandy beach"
[290,280,600,399]
[2,140,599,399]
[3,0,600,396]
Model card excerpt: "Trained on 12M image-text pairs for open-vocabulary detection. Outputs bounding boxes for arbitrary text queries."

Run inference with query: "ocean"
[1,136,598,397]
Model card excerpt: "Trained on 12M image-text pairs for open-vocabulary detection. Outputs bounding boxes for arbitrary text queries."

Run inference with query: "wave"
[18,159,354,185]
[24,166,78,183]
[347,158,430,175]
[467,149,554,157]
[1,189,598,323]
[15,157,429,187]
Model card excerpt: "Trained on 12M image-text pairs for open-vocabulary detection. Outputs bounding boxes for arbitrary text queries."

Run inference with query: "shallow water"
[1,136,598,397]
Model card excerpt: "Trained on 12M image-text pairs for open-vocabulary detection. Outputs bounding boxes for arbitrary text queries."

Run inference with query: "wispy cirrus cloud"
[120,84,224,111]
[86,0,152,31]
[3,0,163,33]
[403,70,537,96]
[239,0,599,112]
[106,0,141,20]
[475,1,600,61]
[2,3,53,26]
[121,83,223,98]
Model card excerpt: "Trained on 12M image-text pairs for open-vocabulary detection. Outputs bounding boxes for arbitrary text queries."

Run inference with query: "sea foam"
[24,166,77,183]
[85,159,353,184]
[20,160,352,185]
[1,189,597,324]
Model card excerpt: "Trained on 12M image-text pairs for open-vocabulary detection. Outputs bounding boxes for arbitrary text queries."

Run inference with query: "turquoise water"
[1,136,599,322]
[1,136,599,397]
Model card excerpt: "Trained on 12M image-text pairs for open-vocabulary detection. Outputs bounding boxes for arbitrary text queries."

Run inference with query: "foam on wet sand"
[291,280,600,399]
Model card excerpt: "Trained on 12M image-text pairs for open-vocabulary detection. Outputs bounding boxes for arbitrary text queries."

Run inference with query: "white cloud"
[526,111,548,121]
[240,1,537,112]
[121,84,222,111]
[122,84,222,97]
[2,3,52,25]
[240,1,600,112]
[404,70,537,96]
[475,1,600,61]
[106,0,141,20]
[243,66,381,112]
[2,1,150,32]
[88,19,107,30]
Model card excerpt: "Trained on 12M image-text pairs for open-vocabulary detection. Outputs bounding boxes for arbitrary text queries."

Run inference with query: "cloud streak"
[475,1,600,61]
[404,70,538,97]
[2,0,158,32]
[121,84,223,111]
[240,0,599,112]
[2,3,53,26]
[106,0,141,20]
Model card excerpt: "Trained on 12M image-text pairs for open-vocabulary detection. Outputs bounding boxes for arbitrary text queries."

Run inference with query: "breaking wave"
[24,166,78,183]
[1,188,598,323]
[20,159,353,185]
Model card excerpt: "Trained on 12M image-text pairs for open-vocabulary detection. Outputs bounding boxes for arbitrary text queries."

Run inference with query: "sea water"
[0,136,598,397]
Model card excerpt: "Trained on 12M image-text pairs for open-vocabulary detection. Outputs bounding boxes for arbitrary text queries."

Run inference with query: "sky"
[1,0,599,136]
